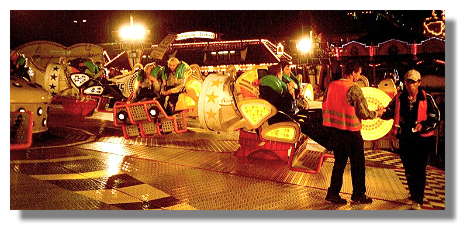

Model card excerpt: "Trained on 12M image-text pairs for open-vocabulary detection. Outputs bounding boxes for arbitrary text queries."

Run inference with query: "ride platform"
[10,106,445,210]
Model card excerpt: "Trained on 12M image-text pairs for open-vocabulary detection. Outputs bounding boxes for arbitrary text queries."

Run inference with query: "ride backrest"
[259,121,301,144]
[235,69,261,99]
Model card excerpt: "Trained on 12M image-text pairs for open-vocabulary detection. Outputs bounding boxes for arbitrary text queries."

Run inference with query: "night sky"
[10,10,433,49]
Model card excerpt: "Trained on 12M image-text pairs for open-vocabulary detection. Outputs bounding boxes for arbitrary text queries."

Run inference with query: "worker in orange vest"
[379,69,440,210]
[322,62,385,205]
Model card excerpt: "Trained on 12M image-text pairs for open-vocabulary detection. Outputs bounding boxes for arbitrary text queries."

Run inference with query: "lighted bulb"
[119,24,148,41]
[297,38,313,54]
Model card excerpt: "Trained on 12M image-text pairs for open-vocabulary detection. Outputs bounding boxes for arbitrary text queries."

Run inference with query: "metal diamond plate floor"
[10,109,445,210]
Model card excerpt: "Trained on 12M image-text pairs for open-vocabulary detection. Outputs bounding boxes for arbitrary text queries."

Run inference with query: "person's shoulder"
[180,61,190,68]
[424,91,436,102]
[419,88,433,100]
[348,84,362,93]
[260,75,278,83]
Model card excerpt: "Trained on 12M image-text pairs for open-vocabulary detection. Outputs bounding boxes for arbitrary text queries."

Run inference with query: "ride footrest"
[139,121,160,137]
[113,100,164,125]
[174,111,188,133]
[122,124,140,139]
[159,117,175,133]
[114,100,188,138]
[10,111,33,150]
[235,129,295,162]
[288,137,332,174]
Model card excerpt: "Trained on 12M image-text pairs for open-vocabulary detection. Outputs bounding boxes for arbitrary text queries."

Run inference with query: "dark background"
[10,10,433,49]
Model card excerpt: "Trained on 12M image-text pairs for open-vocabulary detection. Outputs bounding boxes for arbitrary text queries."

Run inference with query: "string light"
[423,10,445,38]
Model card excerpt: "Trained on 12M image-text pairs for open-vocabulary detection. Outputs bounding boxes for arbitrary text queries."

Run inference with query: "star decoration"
[206,110,217,120]
[206,92,218,103]
[211,79,224,87]
[53,66,60,71]
[50,74,57,80]
[51,91,57,96]
[49,84,56,90]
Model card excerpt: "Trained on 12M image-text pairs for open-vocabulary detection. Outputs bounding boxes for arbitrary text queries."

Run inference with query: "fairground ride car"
[10,74,52,150]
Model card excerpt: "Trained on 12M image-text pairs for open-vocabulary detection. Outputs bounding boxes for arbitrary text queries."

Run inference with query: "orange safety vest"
[392,90,435,137]
[322,79,362,131]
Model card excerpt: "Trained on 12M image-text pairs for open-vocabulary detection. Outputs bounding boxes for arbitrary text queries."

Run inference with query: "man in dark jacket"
[379,69,440,210]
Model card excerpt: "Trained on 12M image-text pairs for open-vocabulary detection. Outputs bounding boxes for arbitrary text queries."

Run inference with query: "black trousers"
[399,135,433,204]
[164,93,180,115]
[327,128,366,198]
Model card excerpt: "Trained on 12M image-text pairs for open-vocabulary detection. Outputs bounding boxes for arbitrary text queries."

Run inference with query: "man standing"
[379,69,440,210]
[322,62,384,205]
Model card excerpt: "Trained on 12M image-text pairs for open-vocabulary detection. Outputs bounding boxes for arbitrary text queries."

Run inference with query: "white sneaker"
[410,202,422,210]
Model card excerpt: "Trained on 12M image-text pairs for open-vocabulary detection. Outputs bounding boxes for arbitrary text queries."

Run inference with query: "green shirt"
[260,75,288,95]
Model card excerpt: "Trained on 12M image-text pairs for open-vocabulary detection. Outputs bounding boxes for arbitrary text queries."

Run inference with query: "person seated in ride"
[158,57,191,115]
[128,63,162,104]
[259,64,333,150]
[67,58,99,78]
[279,61,302,98]
[10,50,30,79]
[259,64,298,121]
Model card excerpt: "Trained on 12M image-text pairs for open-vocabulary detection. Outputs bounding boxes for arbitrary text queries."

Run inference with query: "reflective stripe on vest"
[393,90,435,137]
[322,79,362,131]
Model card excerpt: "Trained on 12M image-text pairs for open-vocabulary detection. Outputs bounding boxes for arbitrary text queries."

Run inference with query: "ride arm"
[347,85,377,120]
[381,96,397,120]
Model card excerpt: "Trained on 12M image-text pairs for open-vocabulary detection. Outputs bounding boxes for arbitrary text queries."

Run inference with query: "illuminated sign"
[423,10,445,38]
[276,43,284,55]
[176,31,216,41]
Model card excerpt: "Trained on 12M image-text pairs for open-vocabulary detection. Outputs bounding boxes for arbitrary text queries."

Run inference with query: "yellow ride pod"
[237,99,277,130]
[175,93,197,111]
[198,74,243,131]
[175,77,202,111]
[260,121,301,144]
[10,76,52,134]
[378,78,397,98]
[235,69,259,98]
[185,78,202,102]
[360,87,393,141]
[189,64,204,81]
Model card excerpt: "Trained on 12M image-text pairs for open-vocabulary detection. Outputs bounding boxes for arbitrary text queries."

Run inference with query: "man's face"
[405,79,420,93]
[352,67,362,81]
[169,61,178,71]
[283,66,291,75]
[276,69,283,79]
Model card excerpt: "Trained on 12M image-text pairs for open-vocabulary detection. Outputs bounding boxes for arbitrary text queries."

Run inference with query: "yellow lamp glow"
[360,87,394,141]
[119,23,148,41]
[302,84,314,101]
[297,38,313,54]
